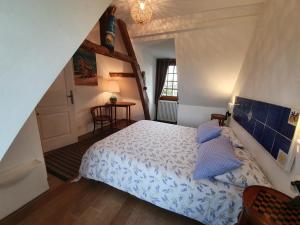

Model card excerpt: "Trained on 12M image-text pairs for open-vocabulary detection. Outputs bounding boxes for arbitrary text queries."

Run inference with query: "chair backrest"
[90,105,111,121]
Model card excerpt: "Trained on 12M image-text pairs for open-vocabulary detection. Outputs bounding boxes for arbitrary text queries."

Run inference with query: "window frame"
[160,64,178,101]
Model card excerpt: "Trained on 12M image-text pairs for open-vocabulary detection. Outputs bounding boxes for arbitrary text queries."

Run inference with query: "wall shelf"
[109,72,135,78]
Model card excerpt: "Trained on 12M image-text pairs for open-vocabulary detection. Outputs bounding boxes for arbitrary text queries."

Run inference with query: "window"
[161,65,178,100]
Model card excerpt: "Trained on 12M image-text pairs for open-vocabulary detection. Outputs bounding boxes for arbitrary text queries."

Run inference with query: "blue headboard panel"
[233,97,298,163]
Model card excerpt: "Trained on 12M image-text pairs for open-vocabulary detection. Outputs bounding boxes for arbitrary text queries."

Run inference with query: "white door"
[36,64,77,152]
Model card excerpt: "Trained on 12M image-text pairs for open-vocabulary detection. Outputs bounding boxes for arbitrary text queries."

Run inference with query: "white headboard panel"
[229,118,299,197]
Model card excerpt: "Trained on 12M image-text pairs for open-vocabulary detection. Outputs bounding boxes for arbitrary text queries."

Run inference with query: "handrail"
[0,159,42,187]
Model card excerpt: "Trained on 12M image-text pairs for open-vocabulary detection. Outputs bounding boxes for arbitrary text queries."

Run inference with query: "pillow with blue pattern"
[193,136,242,179]
[196,119,221,144]
[214,148,271,188]
[221,126,244,149]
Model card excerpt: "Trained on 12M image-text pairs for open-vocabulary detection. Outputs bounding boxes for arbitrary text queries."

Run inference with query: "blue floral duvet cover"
[80,120,244,225]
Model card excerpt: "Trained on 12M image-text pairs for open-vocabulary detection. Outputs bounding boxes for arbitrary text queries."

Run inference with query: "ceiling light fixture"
[130,0,153,24]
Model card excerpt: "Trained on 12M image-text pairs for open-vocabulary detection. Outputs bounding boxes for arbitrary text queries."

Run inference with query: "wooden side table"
[237,185,300,225]
[211,114,226,126]
[106,101,136,124]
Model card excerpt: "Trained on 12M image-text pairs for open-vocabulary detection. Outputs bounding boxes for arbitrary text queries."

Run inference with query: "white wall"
[0,0,111,161]
[176,20,257,126]
[178,104,226,128]
[0,112,48,219]
[231,0,300,197]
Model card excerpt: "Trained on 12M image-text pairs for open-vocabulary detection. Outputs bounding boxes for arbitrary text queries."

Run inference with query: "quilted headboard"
[233,96,299,170]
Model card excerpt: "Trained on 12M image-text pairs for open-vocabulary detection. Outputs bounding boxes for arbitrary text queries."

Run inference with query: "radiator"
[157,100,178,123]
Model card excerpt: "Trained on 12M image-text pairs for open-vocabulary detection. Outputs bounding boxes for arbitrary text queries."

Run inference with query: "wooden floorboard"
[45,120,136,181]
[0,179,203,225]
[1,119,203,225]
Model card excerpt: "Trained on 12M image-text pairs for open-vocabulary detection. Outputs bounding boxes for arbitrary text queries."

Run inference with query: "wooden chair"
[90,105,113,134]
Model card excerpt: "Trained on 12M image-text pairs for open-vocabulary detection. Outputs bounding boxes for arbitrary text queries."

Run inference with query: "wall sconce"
[226,102,239,118]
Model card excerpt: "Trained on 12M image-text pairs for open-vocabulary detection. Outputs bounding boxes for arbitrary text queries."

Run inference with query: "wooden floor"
[45,119,136,181]
[1,177,202,225]
[1,119,203,225]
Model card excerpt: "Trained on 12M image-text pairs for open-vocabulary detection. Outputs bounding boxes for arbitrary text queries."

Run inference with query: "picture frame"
[72,48,98,86]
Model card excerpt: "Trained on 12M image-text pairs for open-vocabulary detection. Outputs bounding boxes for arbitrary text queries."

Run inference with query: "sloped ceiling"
[113,0,265,23]
[113,0,265,39]
[0,0,111,161]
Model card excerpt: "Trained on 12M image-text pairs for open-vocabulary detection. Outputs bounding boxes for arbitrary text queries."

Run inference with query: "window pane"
[166,89,173,96]
[173,74,178,81]
[167,73,173,81]
[167,82,173,88]
[173,82,178,89]
[173,90,178,96]
[168,65,175,73]
[161,65,178,97]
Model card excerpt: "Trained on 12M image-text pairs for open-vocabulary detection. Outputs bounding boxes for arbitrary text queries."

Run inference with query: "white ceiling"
[112,0,265,24]
[114,0,264,60]
[134,38,175,58]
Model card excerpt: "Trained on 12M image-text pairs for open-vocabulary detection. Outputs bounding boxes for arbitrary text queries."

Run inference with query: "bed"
[79,120,259,225]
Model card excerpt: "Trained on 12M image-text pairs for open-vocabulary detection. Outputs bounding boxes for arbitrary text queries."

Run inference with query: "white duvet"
[79,120,244,225]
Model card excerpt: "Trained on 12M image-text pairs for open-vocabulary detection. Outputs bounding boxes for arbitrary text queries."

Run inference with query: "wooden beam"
[79,40,136,64]
[117,19,151,120]
[109,72,135,78]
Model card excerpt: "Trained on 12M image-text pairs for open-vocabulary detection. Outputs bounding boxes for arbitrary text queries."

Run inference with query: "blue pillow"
[193,136,242,179]
[196,120,221,143]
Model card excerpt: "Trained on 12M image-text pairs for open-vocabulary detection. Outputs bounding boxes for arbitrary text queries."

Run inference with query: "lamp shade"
[131,0,153,24]
[103,80,120,93]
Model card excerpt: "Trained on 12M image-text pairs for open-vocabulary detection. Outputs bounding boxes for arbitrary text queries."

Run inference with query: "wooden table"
[211,113,226,126]
[237,185,300,225]
[105,101,136,124]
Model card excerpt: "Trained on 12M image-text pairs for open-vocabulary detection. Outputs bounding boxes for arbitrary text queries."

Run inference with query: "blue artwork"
[233,97,298,167]
[104,15,116,50]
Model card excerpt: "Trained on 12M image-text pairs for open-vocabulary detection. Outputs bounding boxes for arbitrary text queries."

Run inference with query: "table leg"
[114,106,117,124]
[110,106,113,129]
[126,106,129,124]
[129,106,131,122]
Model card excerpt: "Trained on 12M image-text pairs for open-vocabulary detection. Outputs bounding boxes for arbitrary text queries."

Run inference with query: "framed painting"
[288,109,299,126]
[73,48,98,86]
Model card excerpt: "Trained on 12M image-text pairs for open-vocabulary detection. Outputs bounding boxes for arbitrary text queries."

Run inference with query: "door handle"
[67,90,74,104]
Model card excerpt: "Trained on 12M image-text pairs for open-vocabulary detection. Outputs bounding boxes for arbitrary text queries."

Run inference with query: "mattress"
[79,120,244,225]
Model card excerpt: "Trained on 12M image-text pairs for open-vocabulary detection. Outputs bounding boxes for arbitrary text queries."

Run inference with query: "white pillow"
[214,148,271,188]
[221,126,244,149]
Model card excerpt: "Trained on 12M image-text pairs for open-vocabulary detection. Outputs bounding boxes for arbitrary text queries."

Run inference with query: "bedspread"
[80,120,244,225]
